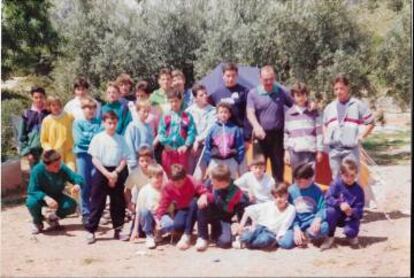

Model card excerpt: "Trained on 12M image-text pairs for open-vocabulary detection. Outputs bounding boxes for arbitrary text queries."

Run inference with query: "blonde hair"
[136,100,151,112]
[147,163,164,178]
[80,96,97,109]
[47,96,62,108]
[107,81,120,93]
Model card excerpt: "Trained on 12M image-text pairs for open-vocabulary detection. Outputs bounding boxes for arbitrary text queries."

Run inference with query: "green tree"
[375,3,411,109]
[1,0,60,80]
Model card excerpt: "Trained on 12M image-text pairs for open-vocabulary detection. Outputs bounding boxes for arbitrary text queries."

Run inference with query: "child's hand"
[44,196,58,209]
[155,219,161,231]
[197,194,208,209]
[71,184,81,193]
[128,202,136,213]
[340,202,351,212]
[177,145,188,154]
[248,193,256,204]
[310,219,321,235]
[294,228,306,246]
[108,177,117,188]
[284,150,291,165]
[316,152,323,163]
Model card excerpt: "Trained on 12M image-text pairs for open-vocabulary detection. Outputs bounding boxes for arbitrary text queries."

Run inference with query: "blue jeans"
[159,199,198,235]
[280,221,329,249]
[240,225,277,249]
[76,153,94,217]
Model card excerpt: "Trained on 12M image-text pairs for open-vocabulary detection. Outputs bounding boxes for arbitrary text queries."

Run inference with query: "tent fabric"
[199,63,260,94]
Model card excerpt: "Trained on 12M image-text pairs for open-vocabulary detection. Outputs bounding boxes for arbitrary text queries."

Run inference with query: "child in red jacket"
[154,164,208,250]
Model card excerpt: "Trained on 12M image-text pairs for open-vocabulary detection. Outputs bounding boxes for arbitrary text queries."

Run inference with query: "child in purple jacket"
[321,159,365,250]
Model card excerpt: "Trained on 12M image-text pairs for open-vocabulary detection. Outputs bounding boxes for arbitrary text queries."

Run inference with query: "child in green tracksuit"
[26,150,84,234]
[158,90,197,177]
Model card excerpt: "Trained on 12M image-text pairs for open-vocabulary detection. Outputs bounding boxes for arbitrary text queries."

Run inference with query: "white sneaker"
[232,236,244,249]
[86,232,96,244]
[176,234,191,250]
[31,223,44,234]
[320,237,334,251]
[195,237,208,251]
[145,236,156,249]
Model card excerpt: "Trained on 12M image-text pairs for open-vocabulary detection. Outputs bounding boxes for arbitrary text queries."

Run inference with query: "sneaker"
[145,236,156,249]
[195,237,208,251]
[31,223,44,234]
[176,234,191,250]
[45,214,61,230]
[114,228,129,241]
[348,237,360,249]
[232,236,244,249]
[320,237,335,251]
[86,232,96,244]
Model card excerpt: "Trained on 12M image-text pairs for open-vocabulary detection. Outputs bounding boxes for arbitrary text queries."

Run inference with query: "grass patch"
[363,130,411,165]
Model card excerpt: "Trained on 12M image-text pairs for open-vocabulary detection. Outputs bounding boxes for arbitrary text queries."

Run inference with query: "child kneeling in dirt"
[287,163,329,248]
[233,182,295,249]
[26,150,84,234]
[195,164,248,251]
[154,164,208,250]
[130,163,166,249]
[321,159,364,250]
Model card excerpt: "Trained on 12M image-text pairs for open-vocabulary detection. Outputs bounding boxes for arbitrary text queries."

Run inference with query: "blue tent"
[199,63,260,95]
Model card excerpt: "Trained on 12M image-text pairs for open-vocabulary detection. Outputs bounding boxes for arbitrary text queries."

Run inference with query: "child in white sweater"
[234,182,296,249]
[130,163,165,249]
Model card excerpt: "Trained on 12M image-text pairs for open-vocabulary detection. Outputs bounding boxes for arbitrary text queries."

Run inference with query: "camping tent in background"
[200,63,383,211]
[199,63,260,94]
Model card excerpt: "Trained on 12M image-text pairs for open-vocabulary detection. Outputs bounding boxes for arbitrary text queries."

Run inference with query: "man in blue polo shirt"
[247,65,293,182]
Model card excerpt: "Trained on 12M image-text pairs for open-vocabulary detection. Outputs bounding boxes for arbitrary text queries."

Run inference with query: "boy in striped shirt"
[284,82,323,175]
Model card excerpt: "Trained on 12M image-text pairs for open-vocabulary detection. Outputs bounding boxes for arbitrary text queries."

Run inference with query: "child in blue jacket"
[321,159,364,250]
[204,101,244,179]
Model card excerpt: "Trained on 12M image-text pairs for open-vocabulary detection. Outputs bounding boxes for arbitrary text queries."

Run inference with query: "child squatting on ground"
[321,159,365,250]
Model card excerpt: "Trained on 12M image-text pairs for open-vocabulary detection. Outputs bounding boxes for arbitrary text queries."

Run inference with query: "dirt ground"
[1,162,410,277]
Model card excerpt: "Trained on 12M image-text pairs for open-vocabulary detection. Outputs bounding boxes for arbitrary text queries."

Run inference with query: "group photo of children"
[20,62,375,252]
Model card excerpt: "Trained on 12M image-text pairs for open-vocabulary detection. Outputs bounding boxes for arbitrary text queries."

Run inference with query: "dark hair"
[290,81,309,97]
[191,83,207,97]
[210,164,231,182]
[340,159,358,174]
[332,73,350,87]
[170,164,187,181]
[42,149,61,165]
[73,77,90,90]
[30,86,46,96]
[166,90,182,100]
[249,154,266,167]
[137,145,153,159]
[271,182,289,197]
[135,80,151,95]
[293,162,314,180]
[217,101,232,114]
[222,62,238,74]
[159,68,172,78]
[102,111,118,122]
